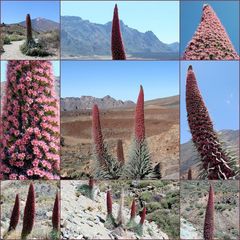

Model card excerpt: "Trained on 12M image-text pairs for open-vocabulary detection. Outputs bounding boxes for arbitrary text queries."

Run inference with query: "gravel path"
[1,40,58,60]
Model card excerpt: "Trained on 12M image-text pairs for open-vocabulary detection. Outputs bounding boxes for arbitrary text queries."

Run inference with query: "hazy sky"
[1,61,60,81]
[61,61,179,101]
[1,1,60,23]
[61,1,179,44]
[181,61,239,144]
[181,1,239,54]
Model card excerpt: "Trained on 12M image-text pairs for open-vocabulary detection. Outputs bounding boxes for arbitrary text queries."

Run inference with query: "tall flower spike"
[8,194,20,232]
[117,139,125,165]
[130,199,136,219]
[52,191,60,231]
[0,61,60,180]
[92,104,106,167]
[26,14,33,42]
[111,4,126,60]
[21,183,35,240]
[187,168,192,180]
[183,4,239,60]
[135,85,145,142]
[186,66,236,179]
[106,190,112,215]
[204,184,214,240]
[140,207,146,225]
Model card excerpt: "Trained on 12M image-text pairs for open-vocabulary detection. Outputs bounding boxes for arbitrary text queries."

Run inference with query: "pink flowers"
[0,61,60,180]
[183,4,239,60]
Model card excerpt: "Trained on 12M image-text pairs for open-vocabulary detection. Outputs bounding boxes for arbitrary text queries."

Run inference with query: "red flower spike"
[106,190,112,215]
[130,199,136,219]
[21,183,35,238]
[117,139,124,166]
[8,194,20,231]
[92,104,106,167]
[135,85,145,142]
[140,207,146,225]
[52,191,60,231]
[111,4,126,60]
[204,184,214,240]
[186,66,235,179]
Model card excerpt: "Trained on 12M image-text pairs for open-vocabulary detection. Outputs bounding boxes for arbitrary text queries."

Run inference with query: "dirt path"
[1,40,58,60]
[180,218,202,239]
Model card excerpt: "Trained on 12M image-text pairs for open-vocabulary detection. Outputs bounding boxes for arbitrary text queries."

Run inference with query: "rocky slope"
[61,16,179,59]
[61,95,135,111]
[61,181,173,239]
[180,129,239,179]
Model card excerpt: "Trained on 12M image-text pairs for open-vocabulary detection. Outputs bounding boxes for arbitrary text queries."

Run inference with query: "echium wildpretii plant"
[20,14,49,56]
[104,189,147,237]
[92,104,122,179]
[50,191,60,240]
[204,184,214,240]
[186,66,238,179]
[123,85,160,179]
[0,60,60,180]
[77,177,96,200]
[111,4,126,60]
[21,183,35,240]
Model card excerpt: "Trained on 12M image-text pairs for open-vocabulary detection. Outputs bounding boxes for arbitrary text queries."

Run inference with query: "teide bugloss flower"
[52,191,60,231]
[8,194,20,232]
[183,4,239,60]
[0,60,60,180]
[21,183,35,239]
[111,4,126,60]
[135,85,145,142]
[26,14,33,42]
[186,66,236,179]
[204,184,214,240]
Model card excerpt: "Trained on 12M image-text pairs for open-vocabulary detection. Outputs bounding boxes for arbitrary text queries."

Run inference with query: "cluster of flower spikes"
[0,61,60,180]
[186,65,236,179]
[183,4,239,60]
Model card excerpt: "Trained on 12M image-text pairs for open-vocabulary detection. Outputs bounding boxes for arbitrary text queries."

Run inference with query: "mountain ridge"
[61,15,179,59]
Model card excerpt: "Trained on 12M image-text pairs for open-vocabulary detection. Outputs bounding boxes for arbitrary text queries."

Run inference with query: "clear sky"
[1,61,60,81]
[180,1,239,54]
[1,1,60,23]
[181,61,239,144]
[61,1,179,44]
[61,61,179,101]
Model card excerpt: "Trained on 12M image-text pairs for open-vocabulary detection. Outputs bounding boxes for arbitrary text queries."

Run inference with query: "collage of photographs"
[0,0,239,240]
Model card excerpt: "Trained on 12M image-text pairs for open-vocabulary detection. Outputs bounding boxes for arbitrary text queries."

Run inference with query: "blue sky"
[61,61,179,101]
[180,1,239,55]
[1,1,60,23]
[181,61,239,144]
[61,1,179,44]
[1,61,60,81]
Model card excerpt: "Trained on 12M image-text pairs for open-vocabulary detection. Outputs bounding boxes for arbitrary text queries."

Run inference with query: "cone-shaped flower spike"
[52,191,60,231]
[111,4,126,60]
[186,66,236,179]
[8,194,20,232]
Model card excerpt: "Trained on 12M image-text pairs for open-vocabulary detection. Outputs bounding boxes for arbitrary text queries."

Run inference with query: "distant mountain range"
[181,129,239,174]
[61,95,135,111]
[61,16,179,59]
[19,17,59,32]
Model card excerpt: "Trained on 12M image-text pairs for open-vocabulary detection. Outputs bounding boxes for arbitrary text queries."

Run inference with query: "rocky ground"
[1,180,60,239]
[61,96,179,179]
[180,181,239,239]
[1,40,59,60]
[61,180,180,239]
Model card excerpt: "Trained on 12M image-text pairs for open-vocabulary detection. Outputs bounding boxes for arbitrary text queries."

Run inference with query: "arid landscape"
[1,181,60,239]
[180,181,239,239]
[1,18,59,59]
[61,95,179,179]
[61,180,180,239]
